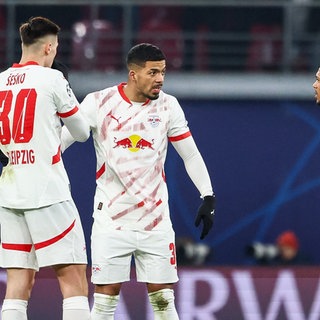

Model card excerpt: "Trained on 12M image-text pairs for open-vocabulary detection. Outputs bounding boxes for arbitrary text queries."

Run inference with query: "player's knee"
[6,269,35,300]
[148,288,175,312]
[54,264,88,297]
[148,289,179,319]
[91,293,119,316]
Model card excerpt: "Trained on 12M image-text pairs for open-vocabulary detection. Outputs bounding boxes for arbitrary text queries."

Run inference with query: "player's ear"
[129,70,136,81]
[44,42,52,56]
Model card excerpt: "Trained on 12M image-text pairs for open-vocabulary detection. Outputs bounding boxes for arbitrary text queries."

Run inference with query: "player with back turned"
[0,16,90,319]
[0,60,69,169]
[62,43,216,319]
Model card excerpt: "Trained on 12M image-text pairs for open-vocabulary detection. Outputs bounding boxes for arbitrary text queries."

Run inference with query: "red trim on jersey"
[57,106,79,118]
[118,83,131,104]
[34,219,76,250]
[2,243,33,252]
[52,146,61,164]
[12,61,39,68]
[112,201,145,220]
[117,83,150,106]
[144,205,164,231]
[162,169,166,182]
[142,99,151,106]
[169,131,192,142]
[96,163,106,180]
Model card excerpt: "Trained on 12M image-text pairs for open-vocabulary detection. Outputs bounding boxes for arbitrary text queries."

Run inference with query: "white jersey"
[0,62,84,209]
[81,83,191,231]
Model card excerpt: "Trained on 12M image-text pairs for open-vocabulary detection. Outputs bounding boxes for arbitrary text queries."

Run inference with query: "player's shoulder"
[0,67,11,80]
[0,65,64,87]
[23,65,66,85]
[157,90,180,105]
[84,84,119,102]
[41,66,65,80]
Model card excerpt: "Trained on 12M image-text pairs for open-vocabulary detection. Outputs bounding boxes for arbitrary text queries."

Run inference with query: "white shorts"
[0,200,87,270]
[91,227,179,285]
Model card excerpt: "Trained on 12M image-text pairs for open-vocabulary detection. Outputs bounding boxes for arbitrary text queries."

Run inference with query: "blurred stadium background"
[1,1,320,319]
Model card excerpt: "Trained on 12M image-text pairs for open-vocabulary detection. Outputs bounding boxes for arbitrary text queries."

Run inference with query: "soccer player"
[0,60,69,170]
[313,67,320,104]
[62,43,215,319]
[0,17,91,320]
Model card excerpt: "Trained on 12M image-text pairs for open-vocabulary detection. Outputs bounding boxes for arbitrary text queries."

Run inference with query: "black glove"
[195,195,215,240]
[0,150,8,167]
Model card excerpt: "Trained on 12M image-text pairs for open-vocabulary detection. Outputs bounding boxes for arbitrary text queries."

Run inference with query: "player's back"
[0,63,76,209]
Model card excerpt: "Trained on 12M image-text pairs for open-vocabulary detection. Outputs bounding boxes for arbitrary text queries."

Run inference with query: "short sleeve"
[167,96,191,141]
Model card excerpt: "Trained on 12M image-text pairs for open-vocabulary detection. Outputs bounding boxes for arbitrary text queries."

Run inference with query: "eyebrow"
[149,67,166,71]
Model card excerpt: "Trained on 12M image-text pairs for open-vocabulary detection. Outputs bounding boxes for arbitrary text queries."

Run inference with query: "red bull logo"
[113,135,154,152]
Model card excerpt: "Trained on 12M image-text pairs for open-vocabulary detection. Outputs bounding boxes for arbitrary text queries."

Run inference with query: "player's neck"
[123,84,148,104]
[19,54,45,67]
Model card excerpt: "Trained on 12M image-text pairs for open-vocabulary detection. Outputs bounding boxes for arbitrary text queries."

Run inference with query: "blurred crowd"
[1,3,320,72]
[246,230,313,266]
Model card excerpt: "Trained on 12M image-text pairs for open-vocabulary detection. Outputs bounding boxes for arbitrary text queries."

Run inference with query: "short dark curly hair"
[126,43,166,68]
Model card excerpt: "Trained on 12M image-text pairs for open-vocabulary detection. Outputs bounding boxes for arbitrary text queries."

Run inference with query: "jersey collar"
[12,61,39,68]
[117,82,150,106]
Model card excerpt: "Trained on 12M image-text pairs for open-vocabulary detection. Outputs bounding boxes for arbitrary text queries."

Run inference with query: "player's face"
[312,67,320,105]
[134,60,166,101]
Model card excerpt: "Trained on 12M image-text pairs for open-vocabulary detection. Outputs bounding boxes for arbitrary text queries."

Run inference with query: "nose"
[156,73,164,82]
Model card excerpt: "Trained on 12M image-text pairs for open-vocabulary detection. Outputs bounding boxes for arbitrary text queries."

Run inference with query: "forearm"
[62,111,90,143]
[172,136,214,198]
[184,151,214,198]
[61,126,76,152]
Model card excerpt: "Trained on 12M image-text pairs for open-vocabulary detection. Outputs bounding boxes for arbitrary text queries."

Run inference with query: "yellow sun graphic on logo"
[128,134,141,152]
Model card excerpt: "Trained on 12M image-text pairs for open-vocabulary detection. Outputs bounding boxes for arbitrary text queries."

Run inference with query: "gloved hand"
[0,150,8,167]
[195,195,215,240]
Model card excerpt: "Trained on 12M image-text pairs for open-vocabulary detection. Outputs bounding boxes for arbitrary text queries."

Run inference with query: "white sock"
[148,289,179,319]
[62,296,90,320]
[91,292,120,320]
[1,299,28,320]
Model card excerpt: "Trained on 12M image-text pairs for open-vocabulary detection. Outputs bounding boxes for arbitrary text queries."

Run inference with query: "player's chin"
[148,94,160,100]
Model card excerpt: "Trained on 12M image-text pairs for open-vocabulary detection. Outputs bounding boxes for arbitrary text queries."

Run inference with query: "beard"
[145,92,160,100]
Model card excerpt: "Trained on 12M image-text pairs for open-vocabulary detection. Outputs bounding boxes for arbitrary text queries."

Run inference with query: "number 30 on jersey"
[0,89,36,145]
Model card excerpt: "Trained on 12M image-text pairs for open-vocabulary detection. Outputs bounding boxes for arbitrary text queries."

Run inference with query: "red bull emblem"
[113,137,132,148]
[113,135,154,152]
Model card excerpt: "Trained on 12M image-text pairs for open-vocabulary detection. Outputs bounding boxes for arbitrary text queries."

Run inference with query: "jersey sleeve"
[79,92,99,129]
[60,91,98,151]
[171,134,214,198]
[52,72,79,116]
[52,74,90,142]
[167,95,213,197]
[167,96,191,141]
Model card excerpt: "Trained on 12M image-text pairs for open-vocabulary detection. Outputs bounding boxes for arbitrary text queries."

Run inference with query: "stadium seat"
[246,24,283,71]
[71,19,122,71]
[194,25,210,71]
[135,7,184,71]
